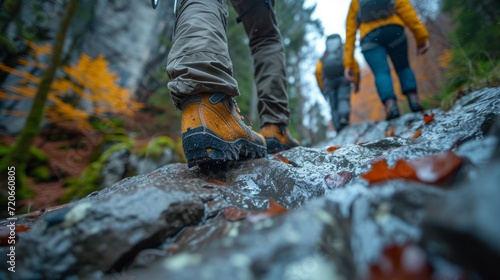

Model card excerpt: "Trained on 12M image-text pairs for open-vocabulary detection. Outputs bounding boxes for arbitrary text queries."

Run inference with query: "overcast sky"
[308,0,352,42]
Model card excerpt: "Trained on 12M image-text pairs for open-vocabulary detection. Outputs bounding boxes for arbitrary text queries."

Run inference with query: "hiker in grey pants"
[167,0,290,127]
[315,34,359,132]
[324,78,351,132]
[166,0,299,166]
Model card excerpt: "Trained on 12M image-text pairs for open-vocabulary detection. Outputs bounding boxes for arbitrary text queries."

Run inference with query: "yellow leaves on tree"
[438,49,453,69]
[0,42,142,129]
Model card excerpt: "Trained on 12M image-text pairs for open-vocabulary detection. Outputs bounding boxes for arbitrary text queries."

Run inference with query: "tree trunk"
[1,0,79,200]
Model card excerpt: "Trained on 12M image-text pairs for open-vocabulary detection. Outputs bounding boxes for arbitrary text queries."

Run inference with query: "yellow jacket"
[344,0,430,70]
[315,59,360,91]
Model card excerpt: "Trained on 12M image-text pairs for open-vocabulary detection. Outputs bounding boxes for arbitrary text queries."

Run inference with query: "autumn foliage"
[223,199,288,223]
[326,146,341,152]
[423,112,434,124]
[362,151,463,185]
[369,244,433,280]
[0,42,142,129]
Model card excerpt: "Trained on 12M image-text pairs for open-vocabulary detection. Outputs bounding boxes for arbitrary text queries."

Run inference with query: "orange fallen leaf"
[274,154,290,164]
[15,225,31,232]
[410,128,422,139]
[361,159,417,183]
[423,113,435,124]
[369,243,432,280]
[385,126,395,137]
[356,142,368,146]
[207,178,226,186]
[247,199,288,223]
[223,207,250,221]
[362,151,463,185]
[407,151,463,184]
[267,199,288,215]
[326,146,341,152]
[26,208,46,219]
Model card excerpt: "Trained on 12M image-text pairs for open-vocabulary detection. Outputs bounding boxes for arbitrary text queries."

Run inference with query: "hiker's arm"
[395,0,429,47]
[344,0,359,71]
[315,60,324,91]
[353,58,360,93]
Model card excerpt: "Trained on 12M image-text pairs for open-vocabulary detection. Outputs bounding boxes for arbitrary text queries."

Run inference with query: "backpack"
[357,0,395,23]
[321,35,344,79]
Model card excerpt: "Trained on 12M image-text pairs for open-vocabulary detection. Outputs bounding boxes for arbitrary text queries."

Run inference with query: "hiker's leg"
[322,79,338,129]
[361,35,396,104]
[327,87,341,131]
[336,77,351,123]
[385,26,417,95]
[230,0,289,127]
[385,25,423,111]
[168,0,266,167]
[167,0,238,107]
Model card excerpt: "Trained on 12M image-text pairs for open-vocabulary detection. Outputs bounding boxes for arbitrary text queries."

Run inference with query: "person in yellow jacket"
[315,34,360,132]
[344,0,430,120]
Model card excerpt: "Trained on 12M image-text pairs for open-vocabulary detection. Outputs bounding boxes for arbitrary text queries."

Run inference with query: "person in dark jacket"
[315,34,359,132]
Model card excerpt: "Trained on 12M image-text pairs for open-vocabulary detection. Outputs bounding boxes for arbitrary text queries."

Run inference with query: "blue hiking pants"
[361,25,417,103]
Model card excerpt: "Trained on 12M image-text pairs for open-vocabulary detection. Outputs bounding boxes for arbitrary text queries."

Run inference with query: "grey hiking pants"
[323,76,351,130]
[167,0,289,127]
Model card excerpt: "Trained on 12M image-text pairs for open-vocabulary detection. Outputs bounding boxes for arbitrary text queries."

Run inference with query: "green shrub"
[440,50,500,110]
[136,136,175,160]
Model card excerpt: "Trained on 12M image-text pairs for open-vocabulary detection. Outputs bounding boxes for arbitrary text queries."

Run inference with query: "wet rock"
[13,183,205,279]
[421,115,500,279]
[324,171,353,189]
[124,197,355,280]
[101,148,130,188]
[129,148,175,175]
[1,88,499,279]
[101,147,179,189]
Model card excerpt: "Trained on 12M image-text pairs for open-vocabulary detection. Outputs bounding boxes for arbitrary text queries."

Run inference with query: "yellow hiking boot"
[181,92,267,168]
[260,124,300,154]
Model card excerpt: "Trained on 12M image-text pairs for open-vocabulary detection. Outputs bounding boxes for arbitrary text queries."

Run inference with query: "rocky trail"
[1,88,500,279]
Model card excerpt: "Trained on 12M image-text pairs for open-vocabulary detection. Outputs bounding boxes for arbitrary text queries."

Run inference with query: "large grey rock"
[129,148,176,175]
[421,115,500,280]
[101,148,130,188]
[13,181,206,279]
[1,88,499,279]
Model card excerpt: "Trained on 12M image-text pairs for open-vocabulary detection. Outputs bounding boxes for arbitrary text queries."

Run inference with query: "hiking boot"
[407,92,424,112]
[338,114,349,131]
[384,99,401,121]
[180,92,267,168]
[260,124,300,154]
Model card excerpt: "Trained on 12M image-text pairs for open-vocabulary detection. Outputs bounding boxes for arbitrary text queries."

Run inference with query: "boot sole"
[265,138,294,154]
[183,128,267,168]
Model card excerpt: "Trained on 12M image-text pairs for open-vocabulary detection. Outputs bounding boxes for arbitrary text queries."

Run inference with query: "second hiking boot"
[180,92,267,168]
[407,92,424,112]
[338,114,349,132]
[261,124,300,154]
[384,99,401,121]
